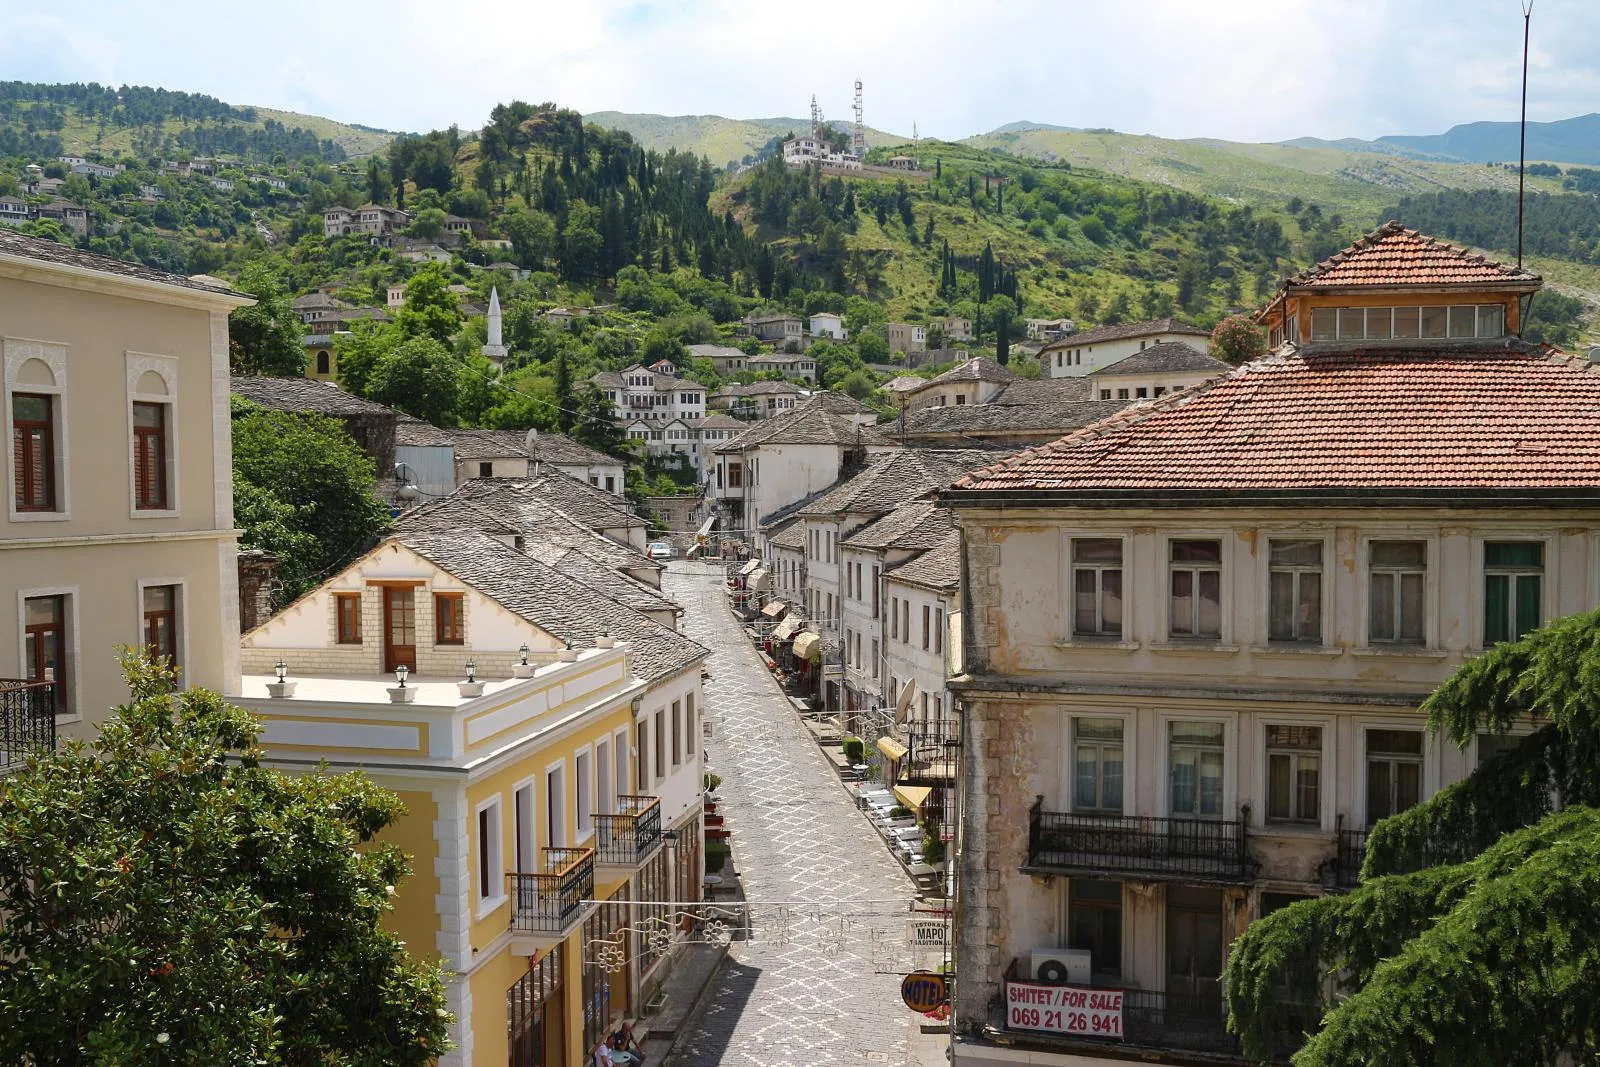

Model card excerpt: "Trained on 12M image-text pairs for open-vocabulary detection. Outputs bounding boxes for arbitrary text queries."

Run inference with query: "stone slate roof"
[900,398,1127,436]
[0,228,246,299]
[915,357,1018,389]
[720,405,894,451]
[713,381,805,398]
[767,518,807,551]
[688,343,749,361]
[841,499,955,552]
[393,531,706,685]
[798,390,873,415]
[396,421,619,468]
[1093,342,1230,377]
[398,474,646,536]
[885,529,962,592]
[231,376,399,417]
[1040,317,1208,351]
[947,341,1600,503]
[530,546,679,616]
[990,376,1094,404]
[698,413,746,431]
[799,449,1000,517]
[885,375,929,394]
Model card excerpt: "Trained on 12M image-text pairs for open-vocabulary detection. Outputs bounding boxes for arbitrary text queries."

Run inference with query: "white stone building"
[1042,317,1211,378]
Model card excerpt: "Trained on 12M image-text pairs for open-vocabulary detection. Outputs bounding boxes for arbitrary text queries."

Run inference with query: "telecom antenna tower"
[810,95,823,135]
[852,79,865,158]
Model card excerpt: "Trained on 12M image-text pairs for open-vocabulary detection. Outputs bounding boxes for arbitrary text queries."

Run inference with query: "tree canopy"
[1226,607,1600,1065]
[228,262,307,376]
[0,654,449,1064]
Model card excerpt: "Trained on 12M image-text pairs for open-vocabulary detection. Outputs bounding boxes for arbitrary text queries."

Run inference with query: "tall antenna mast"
[1516,0,1533,269]
[852,79,865,158]
[810,94,823,135]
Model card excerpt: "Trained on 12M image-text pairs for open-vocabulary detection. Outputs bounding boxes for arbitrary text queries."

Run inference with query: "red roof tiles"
[1285,221,1539,290]
[946,345,1600,499]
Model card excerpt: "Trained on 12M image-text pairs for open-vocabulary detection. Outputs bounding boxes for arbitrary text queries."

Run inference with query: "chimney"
[237,549,280,632]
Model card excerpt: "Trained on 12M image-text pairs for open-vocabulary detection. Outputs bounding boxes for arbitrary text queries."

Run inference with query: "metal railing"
[902,718,959,783]
[1026,798,1256,884]
[0,679,56,771]
[1331,823,1368,890]
[509,847,595,934]
[593,795,662,866]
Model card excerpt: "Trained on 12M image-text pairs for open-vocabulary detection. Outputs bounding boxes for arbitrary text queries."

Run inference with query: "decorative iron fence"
[593,795,662,866]
[0,679,55,772]
[1026,798,1256,883]
[509,847,595,933]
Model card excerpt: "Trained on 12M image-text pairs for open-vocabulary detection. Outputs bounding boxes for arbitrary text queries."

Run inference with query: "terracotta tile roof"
[1092,342,1229,377]
[1283,221,1540,290]
[946,342,1600,504]
[1039,317,1208,352]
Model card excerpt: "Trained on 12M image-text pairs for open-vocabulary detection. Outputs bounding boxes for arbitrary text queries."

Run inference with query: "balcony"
[1024,798,1256,885]
[0,679,56,772]
[900,718,959,785]
[593,795,662,868]
[1327,822,1368,890]
[509,847,596,952]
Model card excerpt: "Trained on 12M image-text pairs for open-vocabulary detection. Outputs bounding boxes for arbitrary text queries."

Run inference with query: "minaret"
[481,286,508,365]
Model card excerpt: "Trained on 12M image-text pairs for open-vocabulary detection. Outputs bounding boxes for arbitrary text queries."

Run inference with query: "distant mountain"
[986,120,1084,135]
[582,111,908,166]
[1375,113,1600,166]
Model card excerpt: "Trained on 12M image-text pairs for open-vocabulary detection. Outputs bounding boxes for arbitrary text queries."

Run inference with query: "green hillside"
[584,110,907,167]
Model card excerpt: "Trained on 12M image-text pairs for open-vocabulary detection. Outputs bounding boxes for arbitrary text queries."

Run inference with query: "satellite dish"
[894,680,918,725]
[523,427,540,475]
[396,483,420,502]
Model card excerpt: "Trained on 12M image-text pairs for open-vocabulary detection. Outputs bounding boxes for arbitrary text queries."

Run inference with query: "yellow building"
[304,332,339,381]
[0,229,250,756]
[236,530,708,1066]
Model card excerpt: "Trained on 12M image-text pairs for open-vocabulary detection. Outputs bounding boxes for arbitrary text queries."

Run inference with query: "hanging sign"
[901,971,948,1014]
[1004,980,1123,1039]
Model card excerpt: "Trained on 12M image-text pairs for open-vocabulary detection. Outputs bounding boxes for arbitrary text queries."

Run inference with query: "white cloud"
[0,0,1594,143]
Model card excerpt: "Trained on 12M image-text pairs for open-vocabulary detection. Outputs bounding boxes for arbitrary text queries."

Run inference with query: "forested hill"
[0,81,390,162]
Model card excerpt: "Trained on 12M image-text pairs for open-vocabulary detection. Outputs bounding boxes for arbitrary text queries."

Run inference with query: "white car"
[647,541,674,560]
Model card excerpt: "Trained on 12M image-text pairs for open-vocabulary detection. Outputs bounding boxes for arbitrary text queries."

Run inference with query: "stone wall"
[236,549,279,633]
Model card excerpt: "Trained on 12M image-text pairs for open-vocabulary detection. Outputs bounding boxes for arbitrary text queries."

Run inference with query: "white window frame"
[544,759,567,849]
[474,794,507,918]
[1357,534,1439,650]
[1061,710,1136,815]
[574,745,594,840]
[1255,715,1335,831]
[596,737,613,815]
[16,584,81,723]
[1064,533,1130,643]
[126,352,180,519]
[1156,711,1237,821]
[134,576,189,687]
[4,338,71,523]
[1161,532,1231,644]
[613,726,632,798]
[1472,532,1557,650]
[1356,719,1437,830]
[511,776,537,873]
[1261,533,1331,647]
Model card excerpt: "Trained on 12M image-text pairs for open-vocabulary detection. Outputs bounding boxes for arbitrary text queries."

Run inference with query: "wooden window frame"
[335,592,362,644]
[132,401,169,511]
[12,392,56,512]
[434,592,465,645]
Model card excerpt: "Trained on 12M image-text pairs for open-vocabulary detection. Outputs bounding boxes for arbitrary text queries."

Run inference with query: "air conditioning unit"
[1031,948,1091,985]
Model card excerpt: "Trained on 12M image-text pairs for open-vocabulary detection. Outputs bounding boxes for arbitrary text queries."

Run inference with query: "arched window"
[316,350,330,375]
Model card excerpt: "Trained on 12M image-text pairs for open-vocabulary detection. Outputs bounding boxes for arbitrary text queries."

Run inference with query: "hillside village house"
[1088,343,1231,400]
[896,372,1127,450]
[230,376,400,498]
[941,225,1595,1067]
[902,357,1018,410]
[236,530,708,1067]
[940,316,974,342]
[743,313,805,350]
[34,199,91,237]
[687,343,748,375]
[1025,318,1077,342]
[1042,317,1211,378]
[394,419,627,498]
[0,229,250,754]
[809,312,847,340]
[889,322,927,355]
[709,380,804,420]
[323,203,412,239]
[746,352,818,383]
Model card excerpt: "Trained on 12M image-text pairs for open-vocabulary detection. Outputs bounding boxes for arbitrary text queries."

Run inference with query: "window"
[935,607,945,655]
[616,733,631,797]
[1369,541,1425,644]
[871,566,880,618]
[1265,725,1321,824]
[12,393,55,511]
[1100,389,1111,400]
[1068,879,1122,982]
[142,584,179,668]
[1365,729,1422,825]
[434,593,465,644]
[1448,305,1476,338]
[671,700,682,767]
[23,594,68,714]
[685,694,696,757]
[1311,308,1336,340]
[1072,718,1124,813]
[1116,388,1129,400]
[1421,305,1448,338]
[316,350,330,375]
[513,783,535,872]
[596,739,613,814]
[1476,731,1523,767]
[921,605,931,650]
[132,401,169,510]
[545,765,566,848]
[1267,539,1322,643]
[575,750,592,836]
[477,798,503,907]
[955,395,967,405]
[902,599,910,644]
[1169,540,1222,639]
[335,592,362,643]
[654,709,665,780]
[1135,387,1148,399]
[477,461,493,478]
[870,638,878,678]
[1169,722,1224,818]
[1484,542,1543,644]
[1072,538,1123,637]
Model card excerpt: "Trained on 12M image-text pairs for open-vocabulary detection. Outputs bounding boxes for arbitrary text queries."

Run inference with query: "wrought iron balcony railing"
[1332,824,1367,890]
[0,679,56,772]
[901,718,959,783]
[509,847,595,934]
[1025,798,1256,884]
[593,795,662,866]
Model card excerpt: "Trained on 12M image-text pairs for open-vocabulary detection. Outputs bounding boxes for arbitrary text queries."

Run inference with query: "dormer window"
[1311,304,1508,342]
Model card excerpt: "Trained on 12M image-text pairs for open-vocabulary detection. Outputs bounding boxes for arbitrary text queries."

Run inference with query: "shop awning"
[739,558,762,576]
[749,568,771,591]
[697,514,718,537]
[773,616,804,641]
[893,784,933,813]
[876,736,909,761]
[761,600,788,619]
[792,631,822,661]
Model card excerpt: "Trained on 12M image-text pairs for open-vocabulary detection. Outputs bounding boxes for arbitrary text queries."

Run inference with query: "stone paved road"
[661,562,927,1067]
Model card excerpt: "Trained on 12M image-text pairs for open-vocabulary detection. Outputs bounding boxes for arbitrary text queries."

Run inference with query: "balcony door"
[1166,886,1224,1009]
[381,587,416,673]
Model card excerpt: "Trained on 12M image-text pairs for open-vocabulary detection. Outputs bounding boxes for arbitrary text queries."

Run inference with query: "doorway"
[382,587,416,673]
[1166,886,1224,1010]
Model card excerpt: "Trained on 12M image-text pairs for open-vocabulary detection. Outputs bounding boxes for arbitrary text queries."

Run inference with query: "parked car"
[647,541,674,560]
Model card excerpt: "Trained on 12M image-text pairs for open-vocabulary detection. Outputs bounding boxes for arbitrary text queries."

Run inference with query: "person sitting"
[594,1026,639,1067]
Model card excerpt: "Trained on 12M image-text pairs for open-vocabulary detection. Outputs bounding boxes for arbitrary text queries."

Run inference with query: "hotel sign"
[1004,980,1123,1039]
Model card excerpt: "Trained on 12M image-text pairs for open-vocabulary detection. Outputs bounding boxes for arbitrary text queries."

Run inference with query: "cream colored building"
[0,229,249,748]
[943,227,1600,1065]
[1042,317,1210,378]
[238,530,709,1067]
[1086,343,1230,401]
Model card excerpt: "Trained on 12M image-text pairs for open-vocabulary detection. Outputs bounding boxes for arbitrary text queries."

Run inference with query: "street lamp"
[518,643,530,666]
[394,664,409,688]
[465,658,477,683]
[274,659,288,684]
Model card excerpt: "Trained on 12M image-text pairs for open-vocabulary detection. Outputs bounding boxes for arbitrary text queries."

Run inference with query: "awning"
[739,558,762,576]
[761,600,788,619]
[792,631,822,661]
[893,784,933,813]
[697,514,718,537]
[773,616,803,641]
[749,569,771,591]
[876,736,910,761]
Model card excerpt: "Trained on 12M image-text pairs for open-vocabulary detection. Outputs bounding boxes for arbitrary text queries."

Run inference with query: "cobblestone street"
[661,563,937,1067]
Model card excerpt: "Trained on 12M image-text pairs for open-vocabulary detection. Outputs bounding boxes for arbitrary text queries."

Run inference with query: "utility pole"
[1516,0,1533,270]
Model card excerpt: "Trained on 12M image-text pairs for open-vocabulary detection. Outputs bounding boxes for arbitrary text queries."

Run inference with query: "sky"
[1,0,1595,144]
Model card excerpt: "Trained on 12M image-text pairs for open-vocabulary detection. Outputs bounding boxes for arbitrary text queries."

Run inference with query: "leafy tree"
[228,263,306,376]
[394,263,461,344]
[333,320,400,397]
[367,336,462,426]
[1226,607,1600,1065]
[857,328,889,364]
[406,207,448,239]
[232,401,390,600]
[1523,289,1586,348]
[571,384,629,457]
[1211,314,1267,364]
[501,206,556,269]
[0,653,451,1065]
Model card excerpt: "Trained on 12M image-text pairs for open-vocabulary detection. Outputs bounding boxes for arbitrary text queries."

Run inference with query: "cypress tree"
[553,349,574,432]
